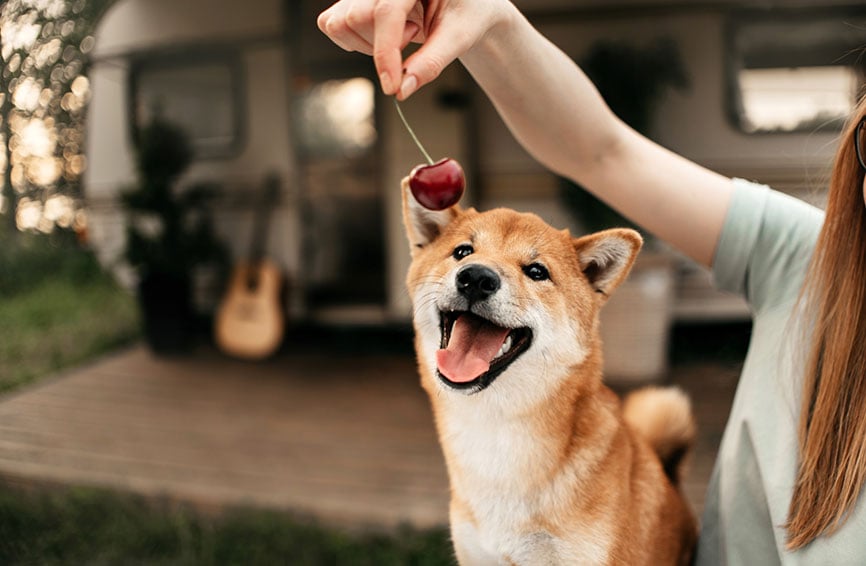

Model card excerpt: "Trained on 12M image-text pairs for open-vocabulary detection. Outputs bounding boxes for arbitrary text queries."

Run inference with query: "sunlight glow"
[12,76,42,112]
[18,118,56,159]
[16,197,42,231]
[26,156,62,186]
[2,0,90,232]
[32,37,62,69]
[1,19,40,61]
[70,75,89,98]
[33,0,67,20]
[43,193,75,228]
[14,193,75,233]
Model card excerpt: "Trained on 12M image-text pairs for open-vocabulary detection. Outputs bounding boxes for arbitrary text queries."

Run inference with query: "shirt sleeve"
[712,178,824,315]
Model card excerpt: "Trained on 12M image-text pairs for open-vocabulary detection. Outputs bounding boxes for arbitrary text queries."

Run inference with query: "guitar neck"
[248,174,280,264]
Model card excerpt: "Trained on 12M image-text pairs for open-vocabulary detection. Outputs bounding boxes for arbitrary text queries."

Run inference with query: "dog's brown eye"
[523,263,550,281]
[453,244,474,260]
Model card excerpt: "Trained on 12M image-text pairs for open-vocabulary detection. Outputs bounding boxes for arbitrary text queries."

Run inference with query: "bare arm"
[459,5,732,266]
[318,0,733,267]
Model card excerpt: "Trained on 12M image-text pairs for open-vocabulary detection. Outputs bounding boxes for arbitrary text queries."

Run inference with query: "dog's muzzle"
[435,264,532,393]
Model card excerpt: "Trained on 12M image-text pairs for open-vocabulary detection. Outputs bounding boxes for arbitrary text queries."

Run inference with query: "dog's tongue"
[437,313,510,383]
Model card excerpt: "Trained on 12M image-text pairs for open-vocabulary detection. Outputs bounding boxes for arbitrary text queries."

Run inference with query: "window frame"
[128,48,246,160]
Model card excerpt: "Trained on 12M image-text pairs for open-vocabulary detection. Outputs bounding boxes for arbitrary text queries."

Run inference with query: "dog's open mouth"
[436,311,532,391]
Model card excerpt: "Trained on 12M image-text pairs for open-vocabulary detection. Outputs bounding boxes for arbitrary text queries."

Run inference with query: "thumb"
[398,23,469,99]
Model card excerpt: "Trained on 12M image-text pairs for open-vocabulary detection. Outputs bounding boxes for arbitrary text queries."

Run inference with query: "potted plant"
[560,38,689,385]
[122,116,228,354]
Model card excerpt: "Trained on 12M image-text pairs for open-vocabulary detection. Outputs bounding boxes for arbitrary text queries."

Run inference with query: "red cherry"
[409,158,465,211]
[394,99,466,210]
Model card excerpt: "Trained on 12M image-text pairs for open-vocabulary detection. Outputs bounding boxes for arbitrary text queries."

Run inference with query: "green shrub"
[0,229,103,297]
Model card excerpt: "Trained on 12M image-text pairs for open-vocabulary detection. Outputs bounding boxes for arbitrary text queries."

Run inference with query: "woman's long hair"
[787,96,866,549]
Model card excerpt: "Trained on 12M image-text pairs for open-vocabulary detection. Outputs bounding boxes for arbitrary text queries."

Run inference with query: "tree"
[0,0,117,235]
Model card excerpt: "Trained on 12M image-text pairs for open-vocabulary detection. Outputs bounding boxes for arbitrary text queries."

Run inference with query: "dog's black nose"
[456,265,500,303]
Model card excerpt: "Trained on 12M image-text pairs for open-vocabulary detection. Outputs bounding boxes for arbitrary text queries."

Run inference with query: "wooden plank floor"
[0,337,740,530]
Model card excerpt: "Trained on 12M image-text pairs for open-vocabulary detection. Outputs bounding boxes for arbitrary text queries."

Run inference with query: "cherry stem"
[394,98,434,166]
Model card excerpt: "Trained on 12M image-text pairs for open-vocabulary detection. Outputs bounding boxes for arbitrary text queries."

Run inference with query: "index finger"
[372,0,418,95]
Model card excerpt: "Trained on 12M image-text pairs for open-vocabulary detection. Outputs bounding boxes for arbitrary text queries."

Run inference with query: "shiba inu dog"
[401,178,697,565]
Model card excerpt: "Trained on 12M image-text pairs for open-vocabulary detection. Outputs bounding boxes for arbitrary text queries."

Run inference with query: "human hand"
[317,0,506,99]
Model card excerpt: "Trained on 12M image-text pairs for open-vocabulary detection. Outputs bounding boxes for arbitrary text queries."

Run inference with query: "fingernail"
[379,71,393,94]
[399,74,418,99]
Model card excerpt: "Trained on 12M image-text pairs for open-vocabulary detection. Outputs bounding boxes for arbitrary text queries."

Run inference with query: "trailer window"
[728,9,866,134]
[132,55,242,157]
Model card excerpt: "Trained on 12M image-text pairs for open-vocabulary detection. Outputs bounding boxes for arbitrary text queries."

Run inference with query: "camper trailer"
[83,0,866,373]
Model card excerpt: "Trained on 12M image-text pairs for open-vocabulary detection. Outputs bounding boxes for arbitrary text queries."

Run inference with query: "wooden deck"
[0,333,739,530]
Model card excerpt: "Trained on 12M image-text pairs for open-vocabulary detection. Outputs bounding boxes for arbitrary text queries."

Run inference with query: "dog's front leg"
[451,506,504,565]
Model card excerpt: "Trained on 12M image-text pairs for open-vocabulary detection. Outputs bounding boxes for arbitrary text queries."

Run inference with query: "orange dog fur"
[401,178,697,565]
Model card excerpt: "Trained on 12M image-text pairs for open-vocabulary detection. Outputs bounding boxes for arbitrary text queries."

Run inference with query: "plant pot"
[137,270,195,354]
[600,251,676,387]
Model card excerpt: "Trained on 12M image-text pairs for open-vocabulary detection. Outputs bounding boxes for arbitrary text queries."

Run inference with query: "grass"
[0,228,454,564]
[0,230,140,394]
[0,484,454,565]
[0,275,139,394]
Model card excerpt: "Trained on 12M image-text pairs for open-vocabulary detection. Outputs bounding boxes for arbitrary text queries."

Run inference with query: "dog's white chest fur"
[453,521,563,566]
[451,487,613,566]
[444,407,614,565]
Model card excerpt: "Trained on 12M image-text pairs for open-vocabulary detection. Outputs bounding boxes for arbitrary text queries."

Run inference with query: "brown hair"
[787,96,866,549]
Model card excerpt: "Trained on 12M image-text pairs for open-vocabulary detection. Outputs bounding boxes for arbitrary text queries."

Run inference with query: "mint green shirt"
[696,179,866,564]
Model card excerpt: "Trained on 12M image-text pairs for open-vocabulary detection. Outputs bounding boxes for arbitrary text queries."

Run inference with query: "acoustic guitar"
[215,175,285,360]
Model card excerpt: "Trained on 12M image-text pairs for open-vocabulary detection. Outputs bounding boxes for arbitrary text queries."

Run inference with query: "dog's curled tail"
[623,386,696,487]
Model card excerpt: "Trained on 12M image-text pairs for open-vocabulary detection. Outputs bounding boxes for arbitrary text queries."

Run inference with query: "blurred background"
[1,0,865,563]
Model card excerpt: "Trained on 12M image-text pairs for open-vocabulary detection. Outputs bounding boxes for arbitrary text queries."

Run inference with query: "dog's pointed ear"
[573,228,643,296]
[401,176,461,251]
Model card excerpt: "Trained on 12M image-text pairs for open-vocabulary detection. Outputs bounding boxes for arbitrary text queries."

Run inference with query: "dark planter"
[137,270,195,354]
